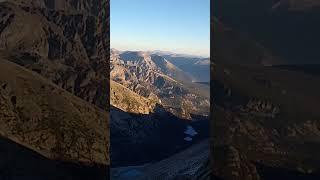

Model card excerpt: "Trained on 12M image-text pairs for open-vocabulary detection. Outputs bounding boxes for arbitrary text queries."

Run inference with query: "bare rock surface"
[110,80,157,115]
[0,0,109,178]
[111,50,209,120]
[0,57,109,165]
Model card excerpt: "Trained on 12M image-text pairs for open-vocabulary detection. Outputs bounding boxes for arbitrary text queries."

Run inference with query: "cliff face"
[0,1,109,110]
[0,0,109,178]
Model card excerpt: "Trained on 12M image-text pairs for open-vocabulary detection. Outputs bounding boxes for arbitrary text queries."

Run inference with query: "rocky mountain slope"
[0,0,109,110]
[161,54,210,83]
[0,57,109,166]
[212,62,320,179]
[0,0,109,178]
[110,50,209,120]
[110,103,210,168]
[110,50,210,178]
[211,48,320,179]
[212,0,320,179]
[110,80,157,114]
[212,37,320,180]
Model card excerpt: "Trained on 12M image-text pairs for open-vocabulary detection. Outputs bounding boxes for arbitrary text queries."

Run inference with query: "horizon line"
[110,47,210,58]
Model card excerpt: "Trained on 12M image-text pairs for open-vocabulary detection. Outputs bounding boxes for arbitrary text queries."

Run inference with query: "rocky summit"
[0,0,109,179]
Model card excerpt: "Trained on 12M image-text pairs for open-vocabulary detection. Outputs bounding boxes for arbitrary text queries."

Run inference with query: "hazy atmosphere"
[111,0,210,57]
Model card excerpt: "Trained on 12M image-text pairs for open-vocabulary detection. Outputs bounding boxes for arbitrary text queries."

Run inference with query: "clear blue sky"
[111,0,210,57]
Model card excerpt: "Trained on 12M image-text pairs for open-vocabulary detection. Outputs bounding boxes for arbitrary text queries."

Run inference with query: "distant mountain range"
[110,49,210,120]
[150,50,207,58]
[110,49,210,177]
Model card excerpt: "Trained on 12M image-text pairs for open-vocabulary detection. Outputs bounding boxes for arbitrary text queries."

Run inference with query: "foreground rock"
[0,59,109,172]
[0,0,109,178]
[212,62,320,179]
[0,0,109,110]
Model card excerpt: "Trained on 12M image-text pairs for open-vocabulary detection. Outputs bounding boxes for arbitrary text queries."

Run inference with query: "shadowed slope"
[0,136,108,180]
[211,62,320,179]
[111,140,210,180]
[110,105,209,167]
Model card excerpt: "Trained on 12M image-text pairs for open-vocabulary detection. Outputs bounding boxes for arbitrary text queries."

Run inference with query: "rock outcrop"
[0,0,109,110]
[110,80,158,114]
[0,0,109,178]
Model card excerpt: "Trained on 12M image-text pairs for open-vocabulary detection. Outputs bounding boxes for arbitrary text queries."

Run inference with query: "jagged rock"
[0,0,109,111]
[110,50,209,120]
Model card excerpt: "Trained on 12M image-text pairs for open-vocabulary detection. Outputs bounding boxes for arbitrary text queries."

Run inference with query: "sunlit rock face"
[0,0,110,178]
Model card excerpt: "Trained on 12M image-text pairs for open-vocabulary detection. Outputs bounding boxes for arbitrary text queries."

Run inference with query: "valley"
[110,49,211,179]
[110,50,210,120]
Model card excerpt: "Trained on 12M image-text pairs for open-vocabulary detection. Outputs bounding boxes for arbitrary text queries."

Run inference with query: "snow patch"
[184,126,198,137]
[184,126,198,142]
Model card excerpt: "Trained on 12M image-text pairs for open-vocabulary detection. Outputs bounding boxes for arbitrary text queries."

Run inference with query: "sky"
[111,0,210,57]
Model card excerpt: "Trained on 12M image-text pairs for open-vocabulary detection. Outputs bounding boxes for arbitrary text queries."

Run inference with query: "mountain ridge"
[111,49,210,120]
